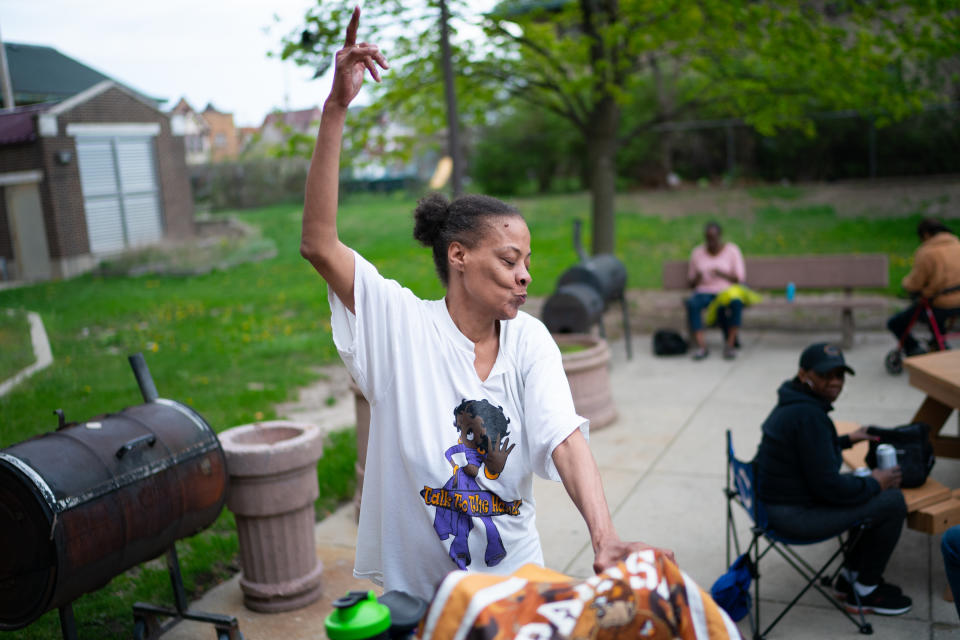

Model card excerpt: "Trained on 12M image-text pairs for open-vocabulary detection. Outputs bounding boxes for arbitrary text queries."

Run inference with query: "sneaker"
[832,574,851,600]
[832,575,903,600]
[845,582,912,616]
[723,346,737,360]
[692,348,709,361]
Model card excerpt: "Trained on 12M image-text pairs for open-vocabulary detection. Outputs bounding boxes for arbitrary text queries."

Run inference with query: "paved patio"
[169,329,960,639]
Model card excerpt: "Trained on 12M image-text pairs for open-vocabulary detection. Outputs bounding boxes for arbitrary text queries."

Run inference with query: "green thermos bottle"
[325,590,429,639]
[325,591,391,640]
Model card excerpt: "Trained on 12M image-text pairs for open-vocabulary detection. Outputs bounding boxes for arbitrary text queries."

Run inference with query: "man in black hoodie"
[756,343,911,616]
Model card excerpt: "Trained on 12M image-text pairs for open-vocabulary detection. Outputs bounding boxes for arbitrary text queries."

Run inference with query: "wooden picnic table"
[904,349,960,459]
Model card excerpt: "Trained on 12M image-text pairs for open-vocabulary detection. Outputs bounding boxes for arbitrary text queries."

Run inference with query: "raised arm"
[552,429,675,572]
[300,6,388,313]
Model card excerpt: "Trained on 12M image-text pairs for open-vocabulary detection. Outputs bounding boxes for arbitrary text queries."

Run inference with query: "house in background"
[201,104,240,163]
[237,126,259,153]
[258,107,322,146]
[0,43,193,282]
[169,98,211,165]
[345,109,436,189]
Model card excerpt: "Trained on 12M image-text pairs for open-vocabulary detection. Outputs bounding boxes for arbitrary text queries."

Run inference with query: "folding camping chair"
[723,430,873,638]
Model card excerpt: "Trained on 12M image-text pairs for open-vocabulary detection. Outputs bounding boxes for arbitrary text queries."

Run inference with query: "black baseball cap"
[799,342,855,376]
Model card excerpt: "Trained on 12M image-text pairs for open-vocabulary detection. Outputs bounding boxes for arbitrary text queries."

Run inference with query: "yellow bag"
[705,285,763,327]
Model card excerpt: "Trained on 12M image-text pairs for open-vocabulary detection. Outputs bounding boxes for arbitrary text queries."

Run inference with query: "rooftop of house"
[203,103,232,115]
[0,102,52,145]
[170,97,197,116]
[0,80,168,147]
[261,107,322,132]
[4,42,161,107]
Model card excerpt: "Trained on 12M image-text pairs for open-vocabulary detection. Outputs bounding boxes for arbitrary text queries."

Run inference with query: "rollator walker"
[885,285,960,375]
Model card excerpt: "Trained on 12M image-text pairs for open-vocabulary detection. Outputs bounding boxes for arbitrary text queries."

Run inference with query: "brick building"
[201,104,240,163]
[0,44,193,282]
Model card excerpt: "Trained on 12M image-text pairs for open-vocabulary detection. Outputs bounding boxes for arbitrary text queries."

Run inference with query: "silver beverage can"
[877,443,898,470]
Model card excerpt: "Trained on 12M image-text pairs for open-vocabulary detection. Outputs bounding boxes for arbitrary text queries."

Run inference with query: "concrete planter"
[555,333,617,431]
[219,421,325,613]
[349,378,371,522]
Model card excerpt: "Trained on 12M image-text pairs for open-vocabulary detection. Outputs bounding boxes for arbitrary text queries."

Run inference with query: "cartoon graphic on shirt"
[420,398,521,570]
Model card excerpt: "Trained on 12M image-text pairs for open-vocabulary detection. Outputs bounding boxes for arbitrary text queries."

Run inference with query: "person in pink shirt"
[685,221,746,360]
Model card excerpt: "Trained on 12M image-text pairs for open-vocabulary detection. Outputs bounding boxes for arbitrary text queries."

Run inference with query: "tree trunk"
[587,97,620,255]
[652,54,674,185]
[439,0,463,197]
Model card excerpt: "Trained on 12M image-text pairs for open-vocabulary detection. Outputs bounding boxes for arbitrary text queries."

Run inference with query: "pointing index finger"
[345,6,360,47]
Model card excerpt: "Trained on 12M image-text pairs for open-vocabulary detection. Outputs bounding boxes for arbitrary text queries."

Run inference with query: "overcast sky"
[0,0,334,126]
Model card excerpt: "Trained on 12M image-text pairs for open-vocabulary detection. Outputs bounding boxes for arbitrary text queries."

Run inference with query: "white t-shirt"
[329,252,587,600]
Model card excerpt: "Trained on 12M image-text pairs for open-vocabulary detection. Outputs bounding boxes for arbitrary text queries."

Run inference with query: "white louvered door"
[116,138,162,245]
[76,138,125,253]
[76,135,163,254]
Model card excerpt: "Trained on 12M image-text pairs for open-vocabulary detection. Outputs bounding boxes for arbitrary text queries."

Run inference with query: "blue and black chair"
[724,430,873,638]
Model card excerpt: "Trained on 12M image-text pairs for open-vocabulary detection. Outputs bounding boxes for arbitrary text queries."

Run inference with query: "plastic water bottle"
[785,282,796,302]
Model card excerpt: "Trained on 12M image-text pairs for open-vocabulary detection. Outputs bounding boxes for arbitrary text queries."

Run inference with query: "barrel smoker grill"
[541,220,633,359]
[0,354,240,640]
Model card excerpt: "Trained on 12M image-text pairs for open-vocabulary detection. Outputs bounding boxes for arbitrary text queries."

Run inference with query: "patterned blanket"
[418,550,742,639]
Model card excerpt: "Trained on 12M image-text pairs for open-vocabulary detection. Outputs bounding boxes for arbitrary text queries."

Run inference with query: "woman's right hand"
[328,6,389,110]
[872,466,903,490]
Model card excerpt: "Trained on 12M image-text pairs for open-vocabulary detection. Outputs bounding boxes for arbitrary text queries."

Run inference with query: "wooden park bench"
[661,254,890,348]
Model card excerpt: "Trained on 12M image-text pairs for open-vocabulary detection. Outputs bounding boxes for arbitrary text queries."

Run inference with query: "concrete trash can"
[219,421,325,613]
[555,333,617,430]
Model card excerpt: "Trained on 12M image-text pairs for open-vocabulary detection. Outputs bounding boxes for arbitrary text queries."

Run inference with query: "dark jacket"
[756,379,881,506]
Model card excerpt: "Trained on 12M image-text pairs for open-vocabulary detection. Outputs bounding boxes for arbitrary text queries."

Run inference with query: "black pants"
[765,489,907,585]
[887,304,960,352]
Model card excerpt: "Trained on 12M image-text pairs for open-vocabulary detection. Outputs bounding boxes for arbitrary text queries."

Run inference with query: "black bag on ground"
[653,329,688,356]
[865,422,935,488]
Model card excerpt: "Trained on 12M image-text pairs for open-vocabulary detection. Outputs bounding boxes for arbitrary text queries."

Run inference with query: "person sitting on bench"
[685,221,746,360]
[887,218,960,356]
[756,343,912,616]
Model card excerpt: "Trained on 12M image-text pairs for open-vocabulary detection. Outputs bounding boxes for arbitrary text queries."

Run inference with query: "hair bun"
[413,192,450,247]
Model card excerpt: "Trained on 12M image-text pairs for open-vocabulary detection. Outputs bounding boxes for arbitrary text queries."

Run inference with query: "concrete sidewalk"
[169,329,960,639]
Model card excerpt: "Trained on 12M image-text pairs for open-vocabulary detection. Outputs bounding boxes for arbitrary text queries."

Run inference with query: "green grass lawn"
[0,308,34,382]
[0,189,941,638]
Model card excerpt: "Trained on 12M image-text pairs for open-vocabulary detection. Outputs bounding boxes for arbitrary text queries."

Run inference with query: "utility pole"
[0,24,15,110]
[438,0,463,197]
